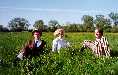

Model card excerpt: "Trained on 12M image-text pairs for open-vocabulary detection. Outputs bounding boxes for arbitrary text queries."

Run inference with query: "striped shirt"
[84,36,111,56]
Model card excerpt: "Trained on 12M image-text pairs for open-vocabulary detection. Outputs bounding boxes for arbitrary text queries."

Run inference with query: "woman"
[52,28,70,52]
[82,28,111,57]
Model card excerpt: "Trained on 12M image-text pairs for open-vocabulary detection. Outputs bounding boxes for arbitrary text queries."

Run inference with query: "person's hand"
[83,40,91,47]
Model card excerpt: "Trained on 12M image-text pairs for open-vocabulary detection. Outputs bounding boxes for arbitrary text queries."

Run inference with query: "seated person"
[52,28,70,52]
[13,29,46,63]
[82,28,111,57]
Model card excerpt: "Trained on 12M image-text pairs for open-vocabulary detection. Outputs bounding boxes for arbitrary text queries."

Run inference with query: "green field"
[0,32,118,75]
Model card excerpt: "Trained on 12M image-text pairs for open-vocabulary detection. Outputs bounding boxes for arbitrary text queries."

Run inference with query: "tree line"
[0,12,118,32]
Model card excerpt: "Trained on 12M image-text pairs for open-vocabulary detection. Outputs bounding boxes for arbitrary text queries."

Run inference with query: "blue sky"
[0,0,118,28]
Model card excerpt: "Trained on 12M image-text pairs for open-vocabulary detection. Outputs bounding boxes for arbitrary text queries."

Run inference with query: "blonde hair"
[54,28,64,37]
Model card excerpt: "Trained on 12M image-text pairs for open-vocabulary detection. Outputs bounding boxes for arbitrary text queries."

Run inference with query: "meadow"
[0,32,118,75]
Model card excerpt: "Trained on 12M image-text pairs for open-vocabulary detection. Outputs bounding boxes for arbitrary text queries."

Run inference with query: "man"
[81,28,111,57]
[13,29,46,64]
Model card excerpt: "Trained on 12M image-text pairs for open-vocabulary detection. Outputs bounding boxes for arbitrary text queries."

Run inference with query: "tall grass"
[0,32,118,75]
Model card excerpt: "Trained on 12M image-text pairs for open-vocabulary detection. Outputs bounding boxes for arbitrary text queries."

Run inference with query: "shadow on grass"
[111,50,118,57]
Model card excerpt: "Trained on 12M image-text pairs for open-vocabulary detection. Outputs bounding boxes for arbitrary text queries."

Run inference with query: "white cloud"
[0,6,112,13]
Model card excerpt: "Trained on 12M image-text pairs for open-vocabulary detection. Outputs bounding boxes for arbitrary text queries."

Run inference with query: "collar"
[96,36,104,42]
[57,37,64,40]
[34,39,41,43]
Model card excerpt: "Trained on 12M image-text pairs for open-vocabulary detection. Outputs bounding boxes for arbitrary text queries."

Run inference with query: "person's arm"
[19,43,28,53]
[82,40,96,53]
[52,40,58,52]
[102,37,110,56]
[17,41,30,60]
[20,40,32,52]
[83,40,94,48]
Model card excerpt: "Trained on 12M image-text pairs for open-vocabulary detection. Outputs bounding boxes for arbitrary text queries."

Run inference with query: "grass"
[0,32,118,75]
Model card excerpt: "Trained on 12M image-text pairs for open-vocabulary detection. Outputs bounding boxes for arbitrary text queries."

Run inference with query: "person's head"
[32,29,42,40]
[95,28,103,39]
[54,28,64,38]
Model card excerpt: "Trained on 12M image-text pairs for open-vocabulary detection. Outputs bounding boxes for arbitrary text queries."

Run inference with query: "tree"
[82,15,94,32]
[0,25,9,32]
[48,20,60,32]
[65,23,80,32]
[109,12,118,32]
[33,20,44,30]
[2,27,9,32]
[109,12,118,26]
[8,17,30,31]
[94,15,111,32]
[0,25,3,31]
[78,24,84,32]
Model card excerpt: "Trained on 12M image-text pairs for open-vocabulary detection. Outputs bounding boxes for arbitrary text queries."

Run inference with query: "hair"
[32,29,42,36]
[54,28,64,37]
[95,27,103,35]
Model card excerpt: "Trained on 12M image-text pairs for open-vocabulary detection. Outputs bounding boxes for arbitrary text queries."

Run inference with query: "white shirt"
[52,37,70,52]
[34,40,42,47]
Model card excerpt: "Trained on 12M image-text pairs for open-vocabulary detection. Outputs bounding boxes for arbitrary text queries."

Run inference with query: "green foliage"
[82,15,94,32]
[0,25,3,31]
[48,20,60,32]
[8,17,30,31]
[33,20,44,30]
[64,24,80,32]
[0,25,9,32]
[7,12,118,32]
[0,32,118,75]
[94,15,112,31]
[109,12,118,26]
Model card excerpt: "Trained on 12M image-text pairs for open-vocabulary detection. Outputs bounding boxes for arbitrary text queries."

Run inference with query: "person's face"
[33,32,41,39]
[58,31,64,38]
[95,29,102,39]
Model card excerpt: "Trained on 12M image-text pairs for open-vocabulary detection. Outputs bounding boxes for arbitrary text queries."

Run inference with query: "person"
[81,28,111,57]
[52,28,70,52]
[13,29,46,64]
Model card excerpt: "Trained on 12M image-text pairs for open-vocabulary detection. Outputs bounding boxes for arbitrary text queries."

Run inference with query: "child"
[13,29,46,64]
[52,28,70,52]
[82,28,111,57]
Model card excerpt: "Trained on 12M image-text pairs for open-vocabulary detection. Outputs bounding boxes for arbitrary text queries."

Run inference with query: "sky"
[0,0,118,28]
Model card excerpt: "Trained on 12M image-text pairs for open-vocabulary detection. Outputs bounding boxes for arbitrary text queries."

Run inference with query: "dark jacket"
[21,40,46,57]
